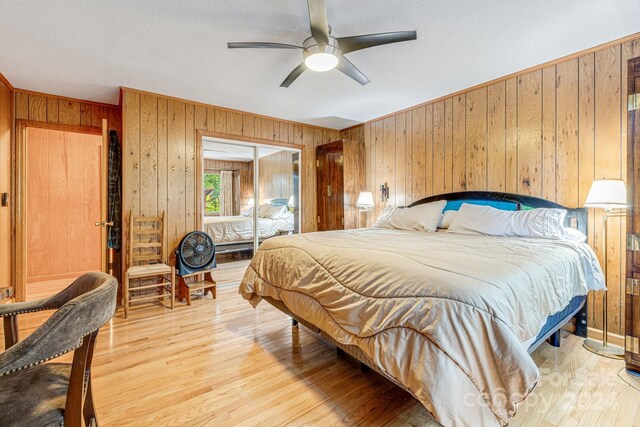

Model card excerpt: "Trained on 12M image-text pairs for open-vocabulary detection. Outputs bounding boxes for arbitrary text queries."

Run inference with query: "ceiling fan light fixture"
[227,0,417,87]
[304,52,338,72]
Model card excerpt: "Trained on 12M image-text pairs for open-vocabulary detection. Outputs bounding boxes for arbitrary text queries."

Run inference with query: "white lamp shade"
[584,179,627,209]
[356,191,375,208]
[288,195,295,207]
[247,198,255,207]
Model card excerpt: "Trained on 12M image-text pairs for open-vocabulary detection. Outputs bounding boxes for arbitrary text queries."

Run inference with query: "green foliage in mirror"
[204,173,221,214]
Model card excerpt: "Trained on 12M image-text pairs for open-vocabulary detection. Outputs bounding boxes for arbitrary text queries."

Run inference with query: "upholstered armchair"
[0,272,118,427]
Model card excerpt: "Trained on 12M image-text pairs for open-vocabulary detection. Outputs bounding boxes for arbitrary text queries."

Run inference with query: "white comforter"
[203,214,293,243]
[239,228,604,427]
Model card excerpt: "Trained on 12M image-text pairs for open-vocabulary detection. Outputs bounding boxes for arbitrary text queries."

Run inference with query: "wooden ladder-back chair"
[123,211,175,318]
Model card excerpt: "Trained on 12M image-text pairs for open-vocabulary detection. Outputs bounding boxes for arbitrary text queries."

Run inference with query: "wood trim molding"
[195,131,204,234]
[14,121,26,301]
[121,86,339,132]
[342,31,640,129]
[0,72,14,92]
[587,327,625,348]
[200,130,305,150]
[12,88,118,110]
[101,119,109,273]
[16,120,102,135]
[13,119,107,301]
[340,123,363,133]
[194,129,305,234]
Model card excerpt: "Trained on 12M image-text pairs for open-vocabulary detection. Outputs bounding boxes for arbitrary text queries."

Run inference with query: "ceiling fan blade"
[336,56,370,86]
[280,63,307,88]
[337,31,417,54]
[307,0,330,44]
[227,42,302,49]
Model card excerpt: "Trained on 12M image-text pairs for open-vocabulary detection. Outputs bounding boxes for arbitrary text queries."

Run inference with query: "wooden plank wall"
[341,36,640,336]
[258,151,293,204]
[122,88,339,267]
[0,80,11,288]
[13,89,121,133]
[203,159,251,172]
[342,139,366,230]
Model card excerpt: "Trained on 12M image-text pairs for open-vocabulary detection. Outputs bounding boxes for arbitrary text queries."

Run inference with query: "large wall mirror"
[201,137,301,264]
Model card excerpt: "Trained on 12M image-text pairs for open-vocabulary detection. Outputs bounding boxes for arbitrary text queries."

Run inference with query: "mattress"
[239,228,604,427]
[203,213,293,244]
[528,294,586,350]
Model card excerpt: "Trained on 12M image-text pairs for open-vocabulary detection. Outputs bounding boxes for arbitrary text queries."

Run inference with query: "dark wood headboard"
[408,191,587,235]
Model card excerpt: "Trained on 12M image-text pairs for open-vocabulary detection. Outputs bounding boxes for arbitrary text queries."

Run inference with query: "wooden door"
[626,56,640,372]
[25,127,103,283]
[316,141,344,231]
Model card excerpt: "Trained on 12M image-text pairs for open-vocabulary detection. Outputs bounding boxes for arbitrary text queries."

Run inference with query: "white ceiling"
[1,1,638,129]
[203,139,290,161]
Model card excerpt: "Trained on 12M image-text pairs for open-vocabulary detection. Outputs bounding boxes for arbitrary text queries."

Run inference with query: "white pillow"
[438,210,458,229]
[375,206,397,228]
[447,203,567,239]
[375,200,446,232]
[258,204,287,219]
[563,227,587,243]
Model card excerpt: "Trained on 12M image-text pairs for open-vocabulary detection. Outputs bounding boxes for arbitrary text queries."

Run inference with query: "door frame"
[13,119,107,301]
[195,130,305,251]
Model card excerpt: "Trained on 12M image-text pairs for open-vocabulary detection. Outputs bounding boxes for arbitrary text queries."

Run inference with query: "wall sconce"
[379,183,389,203]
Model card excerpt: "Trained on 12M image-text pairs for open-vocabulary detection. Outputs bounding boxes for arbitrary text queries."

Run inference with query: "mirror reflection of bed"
[202,139,300,264]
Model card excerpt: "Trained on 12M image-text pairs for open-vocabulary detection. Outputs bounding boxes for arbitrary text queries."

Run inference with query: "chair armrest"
[0,304,81,376]
[0,299,58,350]
[1,274,117,376]
[0,298,57,318]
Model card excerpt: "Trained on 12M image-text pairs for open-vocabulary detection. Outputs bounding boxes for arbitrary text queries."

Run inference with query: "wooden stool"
[177,269,216,306]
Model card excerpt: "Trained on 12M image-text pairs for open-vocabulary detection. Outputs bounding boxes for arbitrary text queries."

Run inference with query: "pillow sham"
[447,203,567,239]
[375,206,397,228]
[437,210,458,229]
[563,227,587,243]
[375,200,446,232]
[258,204,288,219]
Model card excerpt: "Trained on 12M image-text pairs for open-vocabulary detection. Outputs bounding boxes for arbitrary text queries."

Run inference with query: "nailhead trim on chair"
[0,341,83,376]
[0,306,61,317]
[0,324,103,377]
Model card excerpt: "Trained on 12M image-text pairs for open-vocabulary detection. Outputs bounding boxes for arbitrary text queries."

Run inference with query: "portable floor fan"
[175,231,216,276]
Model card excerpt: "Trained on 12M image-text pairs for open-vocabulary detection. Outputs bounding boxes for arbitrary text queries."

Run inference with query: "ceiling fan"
[227,0,417,88]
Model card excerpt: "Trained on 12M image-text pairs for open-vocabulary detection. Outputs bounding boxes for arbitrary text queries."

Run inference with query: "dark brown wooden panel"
[316,140,344,231]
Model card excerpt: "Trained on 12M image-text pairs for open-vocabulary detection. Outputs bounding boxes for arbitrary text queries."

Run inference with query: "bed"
[238,191,602,426]
[203,198,294,252]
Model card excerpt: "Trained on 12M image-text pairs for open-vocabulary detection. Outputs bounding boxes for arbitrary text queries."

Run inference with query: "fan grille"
[178,231,215,269]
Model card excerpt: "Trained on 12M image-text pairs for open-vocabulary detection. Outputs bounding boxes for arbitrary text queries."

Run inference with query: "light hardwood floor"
[4,260,640,426]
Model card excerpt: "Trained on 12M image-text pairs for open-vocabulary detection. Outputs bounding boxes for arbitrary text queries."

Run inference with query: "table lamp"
[356,192,374,228]
[583,179,627,359]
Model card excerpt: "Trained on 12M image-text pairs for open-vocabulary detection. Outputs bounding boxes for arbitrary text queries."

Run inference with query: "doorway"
[17,123,108,300]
